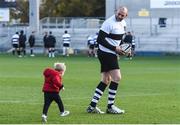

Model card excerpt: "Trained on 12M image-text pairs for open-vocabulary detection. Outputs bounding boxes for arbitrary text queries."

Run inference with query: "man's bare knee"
[112,76,121,83]
[102,79,110,85]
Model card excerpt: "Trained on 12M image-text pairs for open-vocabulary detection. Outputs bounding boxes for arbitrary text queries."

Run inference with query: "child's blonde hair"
[54,62,66,72]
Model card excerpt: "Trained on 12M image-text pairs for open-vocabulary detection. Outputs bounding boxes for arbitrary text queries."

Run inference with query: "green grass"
[0,54,180,124]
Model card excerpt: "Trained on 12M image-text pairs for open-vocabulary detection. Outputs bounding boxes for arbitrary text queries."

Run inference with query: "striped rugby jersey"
[12,34,19,45]
[99,15,126,54]
[62,33,71,44]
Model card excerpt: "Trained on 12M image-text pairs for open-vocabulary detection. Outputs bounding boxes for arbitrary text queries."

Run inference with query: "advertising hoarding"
[0,8,10,22]
[151,0,180,8]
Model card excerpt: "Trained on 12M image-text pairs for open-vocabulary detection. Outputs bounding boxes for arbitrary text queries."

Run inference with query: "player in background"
[28,31,35,57]
[93,32,99,57]
[42,62,70,123]
[43,31,49,56]
[87,35,96,57]
[62,30,71,57]
[19,30,27,57]
[11,32,20,56]
[131,31,136,57]
[47,31,56,58]
[123,31,133,59]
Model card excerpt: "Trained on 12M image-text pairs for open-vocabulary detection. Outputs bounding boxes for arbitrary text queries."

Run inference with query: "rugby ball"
[120,43,131,53]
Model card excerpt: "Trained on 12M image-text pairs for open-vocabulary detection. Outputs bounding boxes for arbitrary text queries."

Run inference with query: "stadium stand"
[0,17,180,54]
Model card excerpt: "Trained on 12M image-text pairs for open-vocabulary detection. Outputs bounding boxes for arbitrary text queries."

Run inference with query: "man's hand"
[126,49,132,56]
[115,46,126,55]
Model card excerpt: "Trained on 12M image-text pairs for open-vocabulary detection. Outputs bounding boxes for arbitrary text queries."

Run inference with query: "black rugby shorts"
[12,44,18,48]
[97,49,119,72]
[63,43,70,47]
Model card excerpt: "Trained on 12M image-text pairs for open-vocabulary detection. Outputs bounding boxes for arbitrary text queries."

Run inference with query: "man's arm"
[97,30,116,51]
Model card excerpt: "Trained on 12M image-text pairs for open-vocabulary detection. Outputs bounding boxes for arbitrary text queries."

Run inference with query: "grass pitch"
[0,54,180,124]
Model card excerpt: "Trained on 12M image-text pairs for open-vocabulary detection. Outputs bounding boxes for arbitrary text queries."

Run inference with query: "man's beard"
[115,16,123,22]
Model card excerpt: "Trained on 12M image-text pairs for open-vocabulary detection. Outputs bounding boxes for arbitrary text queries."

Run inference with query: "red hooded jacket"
[42,68,63,93]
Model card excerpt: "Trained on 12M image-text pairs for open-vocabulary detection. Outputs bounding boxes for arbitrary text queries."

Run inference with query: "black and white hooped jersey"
[87,35,95,45]
[99,15,126,54]
[12,34,19,45]
[62,33,71,44]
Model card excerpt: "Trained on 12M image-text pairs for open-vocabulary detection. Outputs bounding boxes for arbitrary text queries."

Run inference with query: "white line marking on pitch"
[0,93,168,106]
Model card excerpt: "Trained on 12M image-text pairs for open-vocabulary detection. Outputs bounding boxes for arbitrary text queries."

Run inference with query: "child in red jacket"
[42,62,69,123]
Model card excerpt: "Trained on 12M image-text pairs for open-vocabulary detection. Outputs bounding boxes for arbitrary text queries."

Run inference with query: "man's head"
[54,62,66,73]
[20,30,24,34]
[127,31,131,35]
[115,6,128,21]
[32,31,35,35]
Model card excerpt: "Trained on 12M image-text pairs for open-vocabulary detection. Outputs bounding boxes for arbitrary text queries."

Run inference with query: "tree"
[10,0,29,23]
[10,0,105,23]
[40,0,105,18]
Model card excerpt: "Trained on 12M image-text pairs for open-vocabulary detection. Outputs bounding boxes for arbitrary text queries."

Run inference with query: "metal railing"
[1,17,180,53]
[39,17,105,32]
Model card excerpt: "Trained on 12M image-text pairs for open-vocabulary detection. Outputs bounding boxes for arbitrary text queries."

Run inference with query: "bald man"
[87,6,128,114]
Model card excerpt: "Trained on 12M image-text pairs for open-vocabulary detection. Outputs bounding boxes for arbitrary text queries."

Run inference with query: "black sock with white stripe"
[90,81,107,108]
[108,81,119,109]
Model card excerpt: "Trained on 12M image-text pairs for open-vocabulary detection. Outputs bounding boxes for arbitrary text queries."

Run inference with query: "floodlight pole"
[29,0,39,34]
[106,0,122,19]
